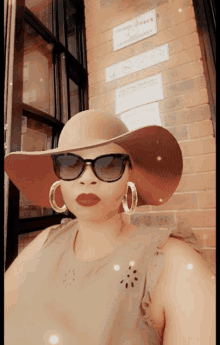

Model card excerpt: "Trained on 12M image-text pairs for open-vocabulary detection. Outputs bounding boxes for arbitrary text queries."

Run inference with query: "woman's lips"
[76,193,101,206]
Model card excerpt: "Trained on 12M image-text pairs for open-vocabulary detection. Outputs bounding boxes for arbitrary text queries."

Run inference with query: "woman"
[4,109,215,344]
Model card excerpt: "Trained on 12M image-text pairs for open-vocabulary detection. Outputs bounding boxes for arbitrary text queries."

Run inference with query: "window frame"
[193,0,216,137]
[4,0,88,271]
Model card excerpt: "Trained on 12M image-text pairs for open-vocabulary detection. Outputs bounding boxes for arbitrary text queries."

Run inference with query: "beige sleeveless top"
[5,217,203,345]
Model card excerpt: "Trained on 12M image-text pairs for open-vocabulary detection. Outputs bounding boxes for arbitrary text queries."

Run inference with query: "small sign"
[113,9,157,51]
[106,44,169,82]
[120,102,161,131]
[115,73,164,115]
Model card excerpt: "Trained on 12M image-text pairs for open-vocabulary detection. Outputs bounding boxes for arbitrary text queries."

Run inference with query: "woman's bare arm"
[160,238,216,345]
[4,226,53,318]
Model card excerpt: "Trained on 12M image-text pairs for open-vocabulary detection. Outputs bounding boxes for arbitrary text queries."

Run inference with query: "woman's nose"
[79,163,98,185]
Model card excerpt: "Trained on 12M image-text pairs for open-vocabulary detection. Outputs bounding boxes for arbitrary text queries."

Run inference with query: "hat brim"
[4,125,183,211]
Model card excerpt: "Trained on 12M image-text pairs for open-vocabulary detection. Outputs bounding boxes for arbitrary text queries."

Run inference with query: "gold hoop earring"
[49,181,67,213]
[122,182,138,215]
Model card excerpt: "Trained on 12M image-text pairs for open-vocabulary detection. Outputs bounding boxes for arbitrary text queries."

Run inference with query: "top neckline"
[68,220,144,266]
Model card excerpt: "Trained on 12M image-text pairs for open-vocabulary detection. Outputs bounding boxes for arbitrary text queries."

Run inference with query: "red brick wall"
[84,0,216,273]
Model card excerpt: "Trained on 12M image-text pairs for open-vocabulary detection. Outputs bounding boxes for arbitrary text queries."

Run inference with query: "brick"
[94,10,135,35]
[182,157,194,174]
[86,29,113,50]
[167,46,201,70]
[97,0,170,33]
[89,90,114,108]
[179,137,215,156]
[189,119,214,138]
[201,249,216,272]
[197,190,216,209]
[169,32,200,55]
[163,104,211,126]
[157,10,174,33]
[194,153,216,173]
[127,205,151,214]
[102,102,115,113]
[162,67,181,84]
[89,79,118,98]
[185,88,208,108]
[134,0,169,17]
[192,229,216,248]
[175,172,215,192]
[163,75,206,98]
[176,17,197,37]
[88,28,201,75]
[88,52,118,75]
[176,209,216,227]
[173,5,195,24]
[87,40,113,62]
[180,60,204,80]
[165,124,189,140]
[151,192,198,211]
[88,25,201,74]
[131,211,176,228]
[88,68,105,86]
[159,95,185,113]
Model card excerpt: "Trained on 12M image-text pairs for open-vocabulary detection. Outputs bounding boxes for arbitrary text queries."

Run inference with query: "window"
[4,0,88,270]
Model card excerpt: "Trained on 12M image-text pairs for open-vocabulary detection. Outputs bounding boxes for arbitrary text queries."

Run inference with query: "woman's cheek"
[60,182,76,205]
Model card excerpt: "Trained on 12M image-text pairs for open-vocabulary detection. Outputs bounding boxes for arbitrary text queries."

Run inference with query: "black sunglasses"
[51,153,132,182]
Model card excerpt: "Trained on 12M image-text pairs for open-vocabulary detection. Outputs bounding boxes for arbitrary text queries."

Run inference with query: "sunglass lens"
[95,155,124,181]
[54,155,83,180]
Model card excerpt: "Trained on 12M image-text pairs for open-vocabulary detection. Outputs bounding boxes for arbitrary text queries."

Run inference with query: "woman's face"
[59,142,132,221]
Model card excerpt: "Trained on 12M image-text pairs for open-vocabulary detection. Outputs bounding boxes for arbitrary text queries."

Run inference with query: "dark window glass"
[69,78,80,116]
[19,116,54,218]
[23,22,55,116]
[65,0,78,61]
[25,0,54,34]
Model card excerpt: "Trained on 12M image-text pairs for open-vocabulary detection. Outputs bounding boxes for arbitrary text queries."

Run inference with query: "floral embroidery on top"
[63,269,75,288]
[120,265,139,289]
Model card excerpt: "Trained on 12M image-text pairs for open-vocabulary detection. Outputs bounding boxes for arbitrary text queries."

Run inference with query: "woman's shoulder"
[154,236,215,314]
[153,236,216,344]
[158,235,214,280]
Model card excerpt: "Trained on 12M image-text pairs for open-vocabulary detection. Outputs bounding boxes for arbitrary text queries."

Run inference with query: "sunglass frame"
[51,153,132,182]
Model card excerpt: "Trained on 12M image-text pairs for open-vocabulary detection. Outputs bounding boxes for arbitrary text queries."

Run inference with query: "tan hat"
[4,109,183,211]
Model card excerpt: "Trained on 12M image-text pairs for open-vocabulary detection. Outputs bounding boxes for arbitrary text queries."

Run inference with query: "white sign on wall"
[115,73,164,115]
[120,102,161,131]
[106,44,169,82]
[113,9,157,51]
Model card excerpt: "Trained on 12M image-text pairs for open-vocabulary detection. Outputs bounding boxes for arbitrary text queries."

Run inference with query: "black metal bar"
[5,181,20,271]
[5,1,25,271]
[202,0,216,65]
[18,214,76,234]
[63,0,68,50]
[67,50,87,86]
[192,0,216,138]
[24,6,64,52]
[70,0,84,12]
[22,103,64,130]
[25,4,87,80]
[65,53,71,121]
[52,48,57,119]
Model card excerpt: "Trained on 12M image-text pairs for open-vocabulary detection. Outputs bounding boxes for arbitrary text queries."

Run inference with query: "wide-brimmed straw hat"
[4,109,183,211]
